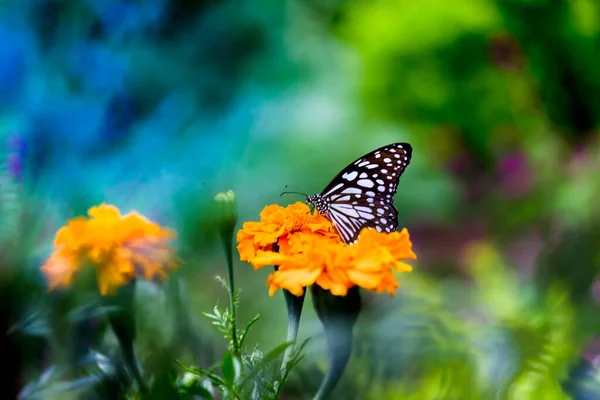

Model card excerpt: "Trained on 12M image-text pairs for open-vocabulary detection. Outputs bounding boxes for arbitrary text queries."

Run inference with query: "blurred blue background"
[2,0,600,398]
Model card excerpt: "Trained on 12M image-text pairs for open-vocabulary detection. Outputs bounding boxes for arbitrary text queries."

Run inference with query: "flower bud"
[214,190,238,239]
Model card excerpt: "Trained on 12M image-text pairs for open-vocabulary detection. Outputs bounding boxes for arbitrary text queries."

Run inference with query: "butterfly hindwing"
[327,196,399,243]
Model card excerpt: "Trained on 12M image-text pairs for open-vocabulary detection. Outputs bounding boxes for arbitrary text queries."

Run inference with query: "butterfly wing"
[318,142,412,243]
[326,196,399,243]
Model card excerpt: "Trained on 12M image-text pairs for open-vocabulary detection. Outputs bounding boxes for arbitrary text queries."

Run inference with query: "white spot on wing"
[342,171,358,181]
[331,204,360,218]
[342,187,362,195]
[357,179,375,188]
[323,183,344,197]
[330,195,351,202]
[359,212,375,220]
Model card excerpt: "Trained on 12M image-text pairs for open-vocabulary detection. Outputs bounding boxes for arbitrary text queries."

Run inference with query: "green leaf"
[240,341,295,388]
[221,352,237,387]
[239,314,260,347]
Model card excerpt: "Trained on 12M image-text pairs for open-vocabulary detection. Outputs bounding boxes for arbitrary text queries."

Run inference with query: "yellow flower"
[41,203,178,295]
[236,203,416,296]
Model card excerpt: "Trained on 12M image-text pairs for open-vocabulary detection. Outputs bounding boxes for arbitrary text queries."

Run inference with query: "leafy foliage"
[177,277,307,400]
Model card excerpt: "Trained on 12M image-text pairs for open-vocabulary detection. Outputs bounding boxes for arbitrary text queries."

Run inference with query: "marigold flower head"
[236,203,416,297]
[41,203,178,295]
[236,202,338,263]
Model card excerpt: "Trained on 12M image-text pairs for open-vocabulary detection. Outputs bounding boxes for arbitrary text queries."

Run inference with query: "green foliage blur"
[1,0,600,398]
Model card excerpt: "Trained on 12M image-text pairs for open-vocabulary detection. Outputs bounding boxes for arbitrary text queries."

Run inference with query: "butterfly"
[305,142,412,244]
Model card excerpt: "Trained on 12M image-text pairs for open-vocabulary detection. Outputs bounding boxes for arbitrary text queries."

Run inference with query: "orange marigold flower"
[236,202,339,264]
[236,203,416,296]
[41,203,178,295]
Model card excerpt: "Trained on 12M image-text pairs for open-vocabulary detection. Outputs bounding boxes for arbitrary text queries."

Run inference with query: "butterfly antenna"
[280,191,308,198]
[280,184,308,198]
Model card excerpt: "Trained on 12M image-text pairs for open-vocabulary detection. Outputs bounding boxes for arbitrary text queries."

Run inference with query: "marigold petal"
[87,203,122,220]
[271,266,321,295]
[316,272,351,296]
[41,252,80,290]
[128,242,177,281]
[251,250,289,269]
[267,272,306,296]
[96,256,135,295]
[253,229,285,247]
[329,284,350,296]
[346,269,383,290]
[54,218,88,248]
[393,261,413,273]
[266,274,280,296]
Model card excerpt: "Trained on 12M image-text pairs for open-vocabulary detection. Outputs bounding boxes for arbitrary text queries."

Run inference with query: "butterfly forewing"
[312,142,412,244]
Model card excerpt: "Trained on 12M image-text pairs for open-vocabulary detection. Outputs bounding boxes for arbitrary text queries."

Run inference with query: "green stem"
[117,334,149,395]
[105,280,149,395]
[312,325,352,400]
[208,374,244,400]
[281,288,305,374]
[222,226,240,357]
[311,286,361,400]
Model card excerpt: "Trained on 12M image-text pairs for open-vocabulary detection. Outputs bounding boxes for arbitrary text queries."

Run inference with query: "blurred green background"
[1,0,600,398]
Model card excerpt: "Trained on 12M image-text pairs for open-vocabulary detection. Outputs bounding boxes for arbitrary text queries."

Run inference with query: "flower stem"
[105,280,149,395]
[312,325,353,400]
[311,286,361,400]
[221,225,240,357]
[281,288,305,374]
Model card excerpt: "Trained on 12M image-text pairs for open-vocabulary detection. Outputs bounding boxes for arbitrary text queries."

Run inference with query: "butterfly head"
[306,194,329,215]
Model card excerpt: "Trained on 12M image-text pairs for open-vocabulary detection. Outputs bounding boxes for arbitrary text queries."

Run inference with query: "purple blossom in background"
[6,132,27,180]
[504,229,543,276]
[498,152,533,199]
[583,335,600,368]
[591,279,600,306]
[566,143,592,175]
[409,221,485,269]
[447,150,489,204]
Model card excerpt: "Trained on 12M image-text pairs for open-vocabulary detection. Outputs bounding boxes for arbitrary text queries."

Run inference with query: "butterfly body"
[306,142,412,244]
